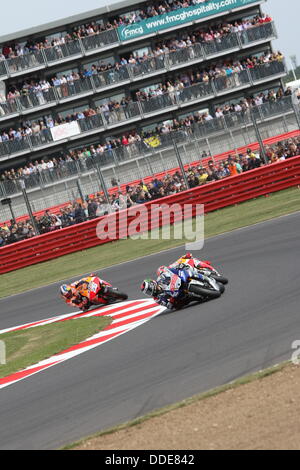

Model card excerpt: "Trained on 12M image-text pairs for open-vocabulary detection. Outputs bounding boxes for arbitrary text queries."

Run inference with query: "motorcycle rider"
[141,264,207,310]
[60,275,110,311]
[169,253,208,271]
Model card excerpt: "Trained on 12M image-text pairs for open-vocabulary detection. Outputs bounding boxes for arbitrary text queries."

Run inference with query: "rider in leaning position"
[60,275,110,311]
[141,264,208,310]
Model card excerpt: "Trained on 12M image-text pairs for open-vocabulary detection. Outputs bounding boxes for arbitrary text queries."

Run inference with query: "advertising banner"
[51,121,81,142]
[118,0,259,41]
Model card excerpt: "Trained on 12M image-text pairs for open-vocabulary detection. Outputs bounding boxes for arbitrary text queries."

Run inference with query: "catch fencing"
[1,154,300,274]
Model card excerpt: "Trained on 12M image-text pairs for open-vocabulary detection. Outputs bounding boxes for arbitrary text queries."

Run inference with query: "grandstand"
[0,0,291,223]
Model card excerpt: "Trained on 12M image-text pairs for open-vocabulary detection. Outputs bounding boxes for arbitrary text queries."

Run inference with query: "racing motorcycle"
[196,261,228,286]
[76,276,128,311]
[160,268,224,311]
[174,258,228,285]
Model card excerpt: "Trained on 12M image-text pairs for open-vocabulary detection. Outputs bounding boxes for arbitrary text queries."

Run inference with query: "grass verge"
[2,186,300,299]
[0,316,111,379]
[64,360,290,450]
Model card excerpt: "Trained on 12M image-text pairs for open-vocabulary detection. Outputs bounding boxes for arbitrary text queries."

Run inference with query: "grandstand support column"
[236,30,243,50]
[40,48,49,67]
[205,138,213,160]
[250,110,267,164]
[291,102,300,130]
[91,156,111,212]
[228,129,239,157]
[281,114,289,134]
[90,75,97,93]
[15,96,24,114]
[2,58,10,78]
[78,37,86,56]
[135,159,145,181]
[76,180,85,203]
[165,52,171,71]
[18,179,40,235]
[223,115,239,157]
[99,109,108,130]
[171,136,190,189]
[137,101,145,119]
[158,151,167,172]
[198,42,206,61]
[112,149,120,168]
[126,64,134,82]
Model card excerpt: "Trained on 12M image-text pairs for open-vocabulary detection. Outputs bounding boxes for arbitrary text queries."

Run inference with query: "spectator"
[74,203,87,224]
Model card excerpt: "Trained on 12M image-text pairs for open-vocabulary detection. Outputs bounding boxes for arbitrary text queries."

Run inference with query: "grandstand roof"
[0,0,139,44]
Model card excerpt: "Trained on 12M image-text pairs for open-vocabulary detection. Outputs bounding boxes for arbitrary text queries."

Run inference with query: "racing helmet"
[183,253,193,259]
[60,284,73,299]
[157,266,167,277]
[141,280,160,297]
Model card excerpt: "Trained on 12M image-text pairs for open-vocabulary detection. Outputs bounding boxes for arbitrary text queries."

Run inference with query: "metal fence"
[213,69,251,93]
[43,41,82,63]
[92,66,131,89]
[78,114,104,133]
[1,96,299,201]
[249,60,286,82]
[0,22,277,81]
[19,87,58,111]
[168,43,204,67]
[0,59,285,127]
[0,59,289,162]
[0,99,19,118]
[54,76,94,100]
[0,137,31,158]
[240,22,276,46]
[202,33,239,57]
[5,50,45,75]
[179,81,215,103]
[0,87,293,162]
[0,60,8,78]
[80,29,119,52]
[129,55,168,79]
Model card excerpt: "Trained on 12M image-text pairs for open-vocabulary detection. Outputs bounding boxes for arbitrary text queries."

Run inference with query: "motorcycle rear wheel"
[211,275,229,285]
[189,284,221,300]
[106,288,128,301]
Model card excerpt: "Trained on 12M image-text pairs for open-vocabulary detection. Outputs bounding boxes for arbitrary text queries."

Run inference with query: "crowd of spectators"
[2,12,273,108]
[0,0,216,61]
[0,48,286,148]
[0,11,272,110]
[135,50,284,101]
[2,134,300,246]
[72,0,212,35]
[0,83,295,184]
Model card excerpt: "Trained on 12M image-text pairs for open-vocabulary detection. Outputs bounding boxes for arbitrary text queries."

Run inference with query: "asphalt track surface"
[0,213,299,449]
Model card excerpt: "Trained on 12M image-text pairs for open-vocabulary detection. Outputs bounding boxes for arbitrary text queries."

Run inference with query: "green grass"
[0,316,111,379]
[2,187,300,299]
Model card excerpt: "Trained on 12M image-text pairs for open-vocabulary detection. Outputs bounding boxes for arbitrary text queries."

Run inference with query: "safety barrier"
[1,154,300,274]
[2,128,300,228]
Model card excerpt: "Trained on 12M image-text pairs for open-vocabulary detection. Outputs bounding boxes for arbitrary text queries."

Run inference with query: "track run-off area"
[0,212,299,449]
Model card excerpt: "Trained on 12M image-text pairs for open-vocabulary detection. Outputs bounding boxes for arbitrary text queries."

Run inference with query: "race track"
[0,212,299,450]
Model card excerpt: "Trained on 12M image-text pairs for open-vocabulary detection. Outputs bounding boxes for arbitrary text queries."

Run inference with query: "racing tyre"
[106,288,128,301]
[211,275,229,285]
[217,283,225,294]
[189,284,221,300]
